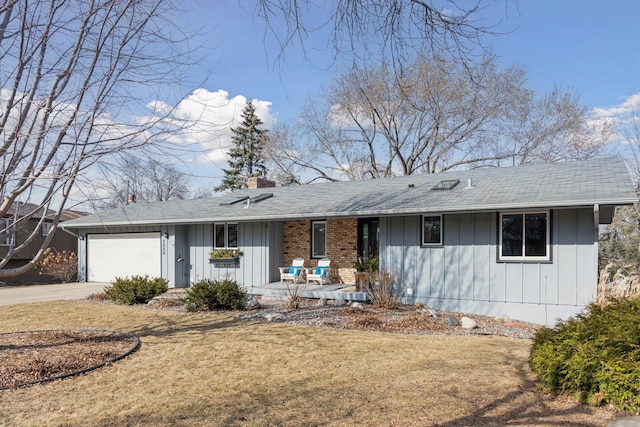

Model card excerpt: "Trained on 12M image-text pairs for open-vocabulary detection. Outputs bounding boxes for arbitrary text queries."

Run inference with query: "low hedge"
[182,278,246,312]
[529,297,640,413]
[104,275,168,305]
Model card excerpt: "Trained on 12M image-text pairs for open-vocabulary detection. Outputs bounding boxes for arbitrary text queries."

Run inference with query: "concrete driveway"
[0,282,108,306]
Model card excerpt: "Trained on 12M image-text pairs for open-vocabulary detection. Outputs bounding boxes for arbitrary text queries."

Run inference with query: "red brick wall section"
[282,218,358,284]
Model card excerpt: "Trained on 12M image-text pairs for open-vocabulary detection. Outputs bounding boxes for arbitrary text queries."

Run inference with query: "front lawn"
[0,301,623,426]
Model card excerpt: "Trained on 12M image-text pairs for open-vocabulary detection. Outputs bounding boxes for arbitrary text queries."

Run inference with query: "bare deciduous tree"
[266,55,611,182]
[624,106,640,180]
[93,155,196,210]
[0,0,194,277]
[255,0,503,71]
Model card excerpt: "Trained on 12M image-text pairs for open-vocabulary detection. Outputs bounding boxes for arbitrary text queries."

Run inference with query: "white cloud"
[145,89,275,158]
[592,93,640,120]
[590,92,640,145]
[199,148,229,164]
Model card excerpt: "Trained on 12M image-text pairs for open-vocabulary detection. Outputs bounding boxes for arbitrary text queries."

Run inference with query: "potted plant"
[354,256,378,291]
[209,249,243,267]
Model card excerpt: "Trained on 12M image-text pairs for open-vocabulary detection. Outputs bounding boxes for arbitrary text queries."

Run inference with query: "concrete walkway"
[0,282,108,306]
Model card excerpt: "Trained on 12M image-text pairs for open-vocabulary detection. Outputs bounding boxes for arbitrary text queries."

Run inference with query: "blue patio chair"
[306,258,331,285]
[279,258,305,285]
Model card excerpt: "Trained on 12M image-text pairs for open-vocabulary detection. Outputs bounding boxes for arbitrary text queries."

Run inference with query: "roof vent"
[431,179,460,191]
[464,178,476,189]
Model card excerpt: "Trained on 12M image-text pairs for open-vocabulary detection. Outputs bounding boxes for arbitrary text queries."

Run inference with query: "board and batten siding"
[380,208,597,325]
[188,221,283,287]
[78,221,283,288]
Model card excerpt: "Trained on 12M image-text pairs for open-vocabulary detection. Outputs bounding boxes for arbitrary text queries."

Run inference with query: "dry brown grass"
[0,301,626,427]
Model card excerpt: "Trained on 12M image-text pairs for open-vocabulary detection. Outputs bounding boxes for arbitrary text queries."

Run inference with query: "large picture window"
[500,211,549,261]
[214,223,238,248]
[422,215,442,245]
[311,220,326,258]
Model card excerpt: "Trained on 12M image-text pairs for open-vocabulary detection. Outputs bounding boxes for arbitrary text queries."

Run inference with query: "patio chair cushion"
[315,266,328,276]
[289,266,302,275]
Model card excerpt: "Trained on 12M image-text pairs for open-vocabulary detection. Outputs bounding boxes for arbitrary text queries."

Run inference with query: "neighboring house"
[62,157,637,325]
[1,203,80,283]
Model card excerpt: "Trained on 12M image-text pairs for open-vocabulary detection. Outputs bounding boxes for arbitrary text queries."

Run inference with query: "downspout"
[593,204,600,303]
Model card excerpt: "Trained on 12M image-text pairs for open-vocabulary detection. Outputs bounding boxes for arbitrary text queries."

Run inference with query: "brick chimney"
[247,177,276,189]
[127,194,136,204]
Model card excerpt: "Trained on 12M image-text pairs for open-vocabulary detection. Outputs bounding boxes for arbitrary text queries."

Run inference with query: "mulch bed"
[0,329,139,390]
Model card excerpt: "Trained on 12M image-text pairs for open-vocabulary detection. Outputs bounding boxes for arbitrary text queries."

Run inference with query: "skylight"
[219,196,249,206]
[250,193,273,203]
[431,179,460,191]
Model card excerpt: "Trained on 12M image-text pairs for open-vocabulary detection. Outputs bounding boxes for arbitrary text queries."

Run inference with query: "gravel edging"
[230,299,541,339]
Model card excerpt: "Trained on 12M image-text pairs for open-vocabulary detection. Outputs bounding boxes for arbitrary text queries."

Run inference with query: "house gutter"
[60,225,80,239]
[60,198,637,229]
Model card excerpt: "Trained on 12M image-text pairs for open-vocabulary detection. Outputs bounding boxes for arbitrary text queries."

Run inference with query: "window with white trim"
[214,223,238,248]
[311,220,326,258]
[41,222,53,236]
[499,211,550,261]
[422,215,442,245]
[1,218,14,247]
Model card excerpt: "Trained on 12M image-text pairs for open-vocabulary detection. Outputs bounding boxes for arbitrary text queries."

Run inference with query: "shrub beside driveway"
[0,301,625,427]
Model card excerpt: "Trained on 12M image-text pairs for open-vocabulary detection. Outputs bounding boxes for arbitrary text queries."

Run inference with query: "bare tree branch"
[254,0,505,73]
[0,0,196,277]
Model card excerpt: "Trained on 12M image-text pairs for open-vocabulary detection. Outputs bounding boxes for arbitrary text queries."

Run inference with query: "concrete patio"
[246,281,368,302]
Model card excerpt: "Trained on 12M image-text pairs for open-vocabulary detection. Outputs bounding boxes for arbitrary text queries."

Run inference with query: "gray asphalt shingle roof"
[63,157,638,229]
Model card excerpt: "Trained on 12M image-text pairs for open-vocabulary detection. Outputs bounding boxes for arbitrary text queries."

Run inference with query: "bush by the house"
[529,297,640,413]
[37,248,78,283]
[104,275,168,305]
[366,270,401,309]
[182,278,246,312]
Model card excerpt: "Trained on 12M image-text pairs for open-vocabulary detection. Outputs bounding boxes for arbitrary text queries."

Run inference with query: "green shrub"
[104,275,168,305]
[354,256,378,273]
[530,297,640,412]
[182,278,246,312]
[209,248,243,259]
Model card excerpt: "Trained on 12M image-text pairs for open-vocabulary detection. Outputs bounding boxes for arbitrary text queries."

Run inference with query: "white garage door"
[87,233,162,282]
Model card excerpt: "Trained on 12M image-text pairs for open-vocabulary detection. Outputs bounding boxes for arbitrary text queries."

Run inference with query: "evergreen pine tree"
[215,101,269,192]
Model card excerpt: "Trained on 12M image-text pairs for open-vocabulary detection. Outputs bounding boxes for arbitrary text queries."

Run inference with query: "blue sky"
[184,1,640,122]
[96,0,640,194]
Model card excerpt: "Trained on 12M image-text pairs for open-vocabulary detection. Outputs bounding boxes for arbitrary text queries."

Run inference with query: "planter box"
[354,272,370,292]
[209,257,240,268]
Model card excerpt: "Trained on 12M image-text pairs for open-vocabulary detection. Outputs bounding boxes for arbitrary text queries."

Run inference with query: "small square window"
[1,218,15,246]
[422,215,442,245]
[214,223,238,249]
[41,222,53,237]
